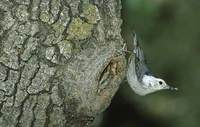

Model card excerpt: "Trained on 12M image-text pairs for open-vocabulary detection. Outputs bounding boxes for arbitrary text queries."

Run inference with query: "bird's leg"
[116,43,132,55]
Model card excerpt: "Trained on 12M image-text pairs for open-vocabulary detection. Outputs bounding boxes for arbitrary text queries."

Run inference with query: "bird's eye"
[159,81,163,85]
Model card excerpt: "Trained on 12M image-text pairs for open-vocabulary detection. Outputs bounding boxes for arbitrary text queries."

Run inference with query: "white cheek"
[158,83,165,89]
[148,83,153,87]
[147,82,157,89]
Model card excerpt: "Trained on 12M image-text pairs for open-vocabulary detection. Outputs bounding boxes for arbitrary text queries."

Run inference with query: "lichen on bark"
[0,0,125,127]
[67,17,93,40]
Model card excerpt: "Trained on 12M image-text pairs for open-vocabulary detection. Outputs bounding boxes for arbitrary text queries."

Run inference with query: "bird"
[126,33,178,96]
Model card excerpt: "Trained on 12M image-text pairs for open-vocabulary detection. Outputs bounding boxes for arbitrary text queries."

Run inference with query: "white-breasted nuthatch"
[126,33,178,96]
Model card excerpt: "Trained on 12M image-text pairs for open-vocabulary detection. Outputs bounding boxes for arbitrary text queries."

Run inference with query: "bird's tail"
[132,32,138,50]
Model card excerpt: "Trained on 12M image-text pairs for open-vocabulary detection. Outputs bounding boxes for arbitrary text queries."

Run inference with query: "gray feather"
[131,33,151,82]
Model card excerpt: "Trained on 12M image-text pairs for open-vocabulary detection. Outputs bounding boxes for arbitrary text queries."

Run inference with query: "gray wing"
[132,33,151,82]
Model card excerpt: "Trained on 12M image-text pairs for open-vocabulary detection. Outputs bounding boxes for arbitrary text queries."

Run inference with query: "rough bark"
[0,0,125,127]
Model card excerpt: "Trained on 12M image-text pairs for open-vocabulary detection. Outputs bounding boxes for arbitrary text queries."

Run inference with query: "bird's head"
[142,75,178,95]
[155,78,178,91]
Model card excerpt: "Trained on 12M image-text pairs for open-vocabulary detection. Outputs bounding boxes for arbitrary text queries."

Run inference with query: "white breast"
[126,56,149,96]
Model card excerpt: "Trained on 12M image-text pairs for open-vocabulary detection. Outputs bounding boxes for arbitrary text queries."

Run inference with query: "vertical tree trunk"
[0,0,125,126]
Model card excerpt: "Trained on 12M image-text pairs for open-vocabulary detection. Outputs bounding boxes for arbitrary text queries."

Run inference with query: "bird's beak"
[165,85,178,91]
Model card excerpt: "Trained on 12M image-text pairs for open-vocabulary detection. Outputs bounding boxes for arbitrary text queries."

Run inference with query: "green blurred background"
[94,0,200,127]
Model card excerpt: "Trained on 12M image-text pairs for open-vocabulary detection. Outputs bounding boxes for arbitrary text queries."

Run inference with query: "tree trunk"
[0,0,125,127]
